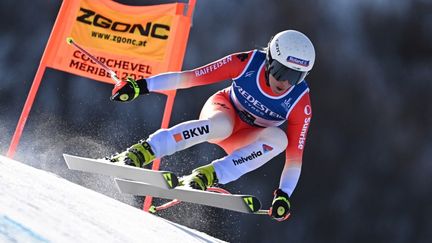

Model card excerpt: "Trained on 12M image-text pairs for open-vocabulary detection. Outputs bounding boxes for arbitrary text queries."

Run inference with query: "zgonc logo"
[77,8,170,40]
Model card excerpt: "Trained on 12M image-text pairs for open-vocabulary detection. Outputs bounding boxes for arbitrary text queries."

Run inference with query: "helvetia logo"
[262,144,273,153]
[232,144,273,166]
[232,151,263,166]
[173,125,209,142]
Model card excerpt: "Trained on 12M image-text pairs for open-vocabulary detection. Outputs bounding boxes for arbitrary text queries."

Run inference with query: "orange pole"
[143,0,196,211]
[143,90,177,211]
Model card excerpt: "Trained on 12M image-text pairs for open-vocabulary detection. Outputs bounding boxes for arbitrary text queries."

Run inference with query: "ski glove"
[269,189,291,221]
[110,77,149,102]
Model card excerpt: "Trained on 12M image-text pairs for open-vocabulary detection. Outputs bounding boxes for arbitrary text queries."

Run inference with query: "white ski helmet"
[266,30,315,85]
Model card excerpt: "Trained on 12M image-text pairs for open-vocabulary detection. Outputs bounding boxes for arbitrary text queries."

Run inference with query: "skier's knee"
[260,127,288,152]
[207,114,234,140]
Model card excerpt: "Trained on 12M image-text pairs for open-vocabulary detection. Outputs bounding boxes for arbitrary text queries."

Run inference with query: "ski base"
[115,178,263,214]
[63,154,178,189]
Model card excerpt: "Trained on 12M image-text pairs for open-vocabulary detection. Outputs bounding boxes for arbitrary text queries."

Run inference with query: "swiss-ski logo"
[173,125,209,142]
[236,53,249,62]
[281,98,292,112]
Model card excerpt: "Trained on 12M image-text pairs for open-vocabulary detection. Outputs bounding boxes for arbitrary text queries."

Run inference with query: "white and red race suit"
[145,50,312,196]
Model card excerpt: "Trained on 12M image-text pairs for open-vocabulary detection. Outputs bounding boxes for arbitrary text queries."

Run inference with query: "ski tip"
[62,153,72,158]
[162,172,179,189]
[242,196,262,213]
[62,153,72,168]
[63,153,80,159]
[66,37,74,45]
[62,153,81,162]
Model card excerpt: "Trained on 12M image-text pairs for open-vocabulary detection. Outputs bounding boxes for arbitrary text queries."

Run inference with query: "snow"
[0,155,225,243]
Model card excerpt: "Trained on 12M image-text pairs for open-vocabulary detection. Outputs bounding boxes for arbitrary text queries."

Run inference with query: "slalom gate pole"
[65,37,121,84]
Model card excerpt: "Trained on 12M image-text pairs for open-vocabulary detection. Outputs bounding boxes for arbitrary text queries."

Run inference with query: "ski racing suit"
[144,50,312,197]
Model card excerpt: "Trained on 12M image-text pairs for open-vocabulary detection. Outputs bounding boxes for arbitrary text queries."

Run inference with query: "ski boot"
[109,140,155,167]
[180,164,218,191]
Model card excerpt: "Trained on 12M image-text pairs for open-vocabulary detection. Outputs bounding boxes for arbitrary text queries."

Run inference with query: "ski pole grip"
[66,37,74,45]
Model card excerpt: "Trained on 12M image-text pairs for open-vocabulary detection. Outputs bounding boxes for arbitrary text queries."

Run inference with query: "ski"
[115,178,264,214]
[63,154,178,189]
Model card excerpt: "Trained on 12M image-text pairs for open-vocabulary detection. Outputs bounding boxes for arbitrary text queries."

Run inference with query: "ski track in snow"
[0,155,225,243]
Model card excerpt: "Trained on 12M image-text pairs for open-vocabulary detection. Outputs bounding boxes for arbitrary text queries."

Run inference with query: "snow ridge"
[0,155,224,243]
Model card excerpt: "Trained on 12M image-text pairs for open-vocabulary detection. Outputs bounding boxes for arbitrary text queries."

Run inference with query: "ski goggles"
[267,52,308,85]
[268,60,307,85]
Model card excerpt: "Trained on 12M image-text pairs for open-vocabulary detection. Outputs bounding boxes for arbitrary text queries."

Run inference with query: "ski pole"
[66,37,121,84]
[149,187,232,213]
[148,186,270,215]
[254,209,270,215]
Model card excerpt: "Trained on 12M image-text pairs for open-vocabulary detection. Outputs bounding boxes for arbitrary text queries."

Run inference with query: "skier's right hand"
[110,77,149,102]
[269,189,291,221]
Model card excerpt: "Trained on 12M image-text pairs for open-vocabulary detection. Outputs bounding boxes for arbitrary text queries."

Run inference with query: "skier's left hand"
[110,77,149,102]
[269,189,291,221]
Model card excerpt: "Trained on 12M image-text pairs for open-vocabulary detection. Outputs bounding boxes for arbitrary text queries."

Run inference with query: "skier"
[109,30,315,221]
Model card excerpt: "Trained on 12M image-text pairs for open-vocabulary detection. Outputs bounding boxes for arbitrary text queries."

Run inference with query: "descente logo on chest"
[232,82,284,119]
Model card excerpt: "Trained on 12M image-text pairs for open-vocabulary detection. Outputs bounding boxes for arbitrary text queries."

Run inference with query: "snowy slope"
[0,155,225,243]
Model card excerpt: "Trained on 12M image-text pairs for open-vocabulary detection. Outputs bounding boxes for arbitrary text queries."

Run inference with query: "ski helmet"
[266,30,315,85]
